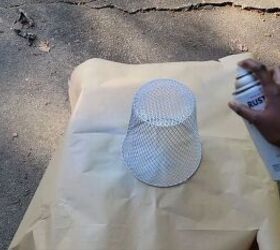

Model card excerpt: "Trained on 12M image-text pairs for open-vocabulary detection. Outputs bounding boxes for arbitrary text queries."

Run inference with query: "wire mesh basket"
[122,79,202,187]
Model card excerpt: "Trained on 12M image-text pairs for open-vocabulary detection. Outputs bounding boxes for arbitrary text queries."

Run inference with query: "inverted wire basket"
[122,79,202,187]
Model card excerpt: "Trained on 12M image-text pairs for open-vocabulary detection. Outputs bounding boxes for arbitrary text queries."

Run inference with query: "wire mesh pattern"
[122,79,202,187]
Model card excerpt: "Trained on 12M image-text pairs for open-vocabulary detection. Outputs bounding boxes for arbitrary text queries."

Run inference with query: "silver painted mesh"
[122,79,202,187]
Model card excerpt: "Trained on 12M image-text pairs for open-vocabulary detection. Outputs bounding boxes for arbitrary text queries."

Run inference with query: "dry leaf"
[14,29,36,46]
[12,132,18,138]
[238,43,248,52]
[15,9,35,28]
[38,41,51,52]
[231,39,248,52]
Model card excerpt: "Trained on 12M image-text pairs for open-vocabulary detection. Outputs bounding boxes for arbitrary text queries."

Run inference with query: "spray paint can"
[233,67,280,180]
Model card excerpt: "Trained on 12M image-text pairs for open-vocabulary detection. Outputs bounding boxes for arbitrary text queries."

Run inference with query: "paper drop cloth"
[9,53,280,250]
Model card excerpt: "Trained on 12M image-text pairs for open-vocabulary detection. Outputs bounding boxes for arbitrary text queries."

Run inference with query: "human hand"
[228,59,280,146]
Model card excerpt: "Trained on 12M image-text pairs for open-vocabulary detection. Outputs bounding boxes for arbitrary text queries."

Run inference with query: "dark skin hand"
[228,59,280,147]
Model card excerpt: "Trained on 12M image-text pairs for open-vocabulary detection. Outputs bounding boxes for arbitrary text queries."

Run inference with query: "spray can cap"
[235,66,258,90]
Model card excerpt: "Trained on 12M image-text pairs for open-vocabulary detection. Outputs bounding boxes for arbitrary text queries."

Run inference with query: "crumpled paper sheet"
[9,53,280,250]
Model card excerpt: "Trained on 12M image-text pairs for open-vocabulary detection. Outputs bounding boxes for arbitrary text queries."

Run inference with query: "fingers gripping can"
[233,67,280,180]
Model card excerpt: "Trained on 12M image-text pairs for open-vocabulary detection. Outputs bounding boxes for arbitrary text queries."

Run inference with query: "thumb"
[228,101,261,124]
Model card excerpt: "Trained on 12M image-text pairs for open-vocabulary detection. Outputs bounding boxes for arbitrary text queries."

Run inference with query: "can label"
[234,84,280,180]
[247,95,265,108]
[234,84,265,111]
